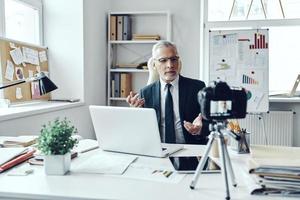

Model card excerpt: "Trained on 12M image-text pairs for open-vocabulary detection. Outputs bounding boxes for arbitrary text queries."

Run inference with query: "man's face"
[153,46,180,83]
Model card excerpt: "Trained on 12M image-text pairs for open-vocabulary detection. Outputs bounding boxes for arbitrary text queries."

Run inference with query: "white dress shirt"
[160,76,185,143]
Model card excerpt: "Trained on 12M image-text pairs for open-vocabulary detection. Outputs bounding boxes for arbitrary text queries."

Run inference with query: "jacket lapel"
[178,75,187,121]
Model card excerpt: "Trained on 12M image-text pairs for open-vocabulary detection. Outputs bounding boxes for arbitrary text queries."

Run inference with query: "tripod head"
[209,120,240,141]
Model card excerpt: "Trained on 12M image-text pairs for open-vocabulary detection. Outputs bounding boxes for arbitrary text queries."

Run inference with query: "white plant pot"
[44,153,71,175]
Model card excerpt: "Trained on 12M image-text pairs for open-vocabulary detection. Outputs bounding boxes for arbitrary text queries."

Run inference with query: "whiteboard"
[209,29,269,113]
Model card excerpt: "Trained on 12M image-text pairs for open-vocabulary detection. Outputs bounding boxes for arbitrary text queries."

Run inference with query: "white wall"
[110,0,201,79]
[43,0,84,100]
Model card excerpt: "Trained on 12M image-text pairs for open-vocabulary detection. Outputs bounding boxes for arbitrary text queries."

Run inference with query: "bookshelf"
[107,11,171,106]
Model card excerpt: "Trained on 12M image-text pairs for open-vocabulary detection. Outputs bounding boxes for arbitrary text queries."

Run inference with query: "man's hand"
[126,91,145,107]
[183,114,203,135]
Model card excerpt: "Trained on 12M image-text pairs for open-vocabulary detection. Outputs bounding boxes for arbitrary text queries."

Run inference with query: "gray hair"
[152,40,178,58]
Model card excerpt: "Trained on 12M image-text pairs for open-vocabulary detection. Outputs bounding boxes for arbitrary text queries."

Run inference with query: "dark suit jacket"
[140,75,209,144]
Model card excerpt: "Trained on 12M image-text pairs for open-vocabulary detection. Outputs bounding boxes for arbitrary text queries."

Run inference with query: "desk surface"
[0,145,284,200]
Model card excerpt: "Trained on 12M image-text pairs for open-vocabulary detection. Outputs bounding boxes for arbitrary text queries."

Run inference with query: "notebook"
[89,106,183,157]
[269,74,300,97]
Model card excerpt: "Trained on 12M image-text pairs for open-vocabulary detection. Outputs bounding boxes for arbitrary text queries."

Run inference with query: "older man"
[126,41,208,144]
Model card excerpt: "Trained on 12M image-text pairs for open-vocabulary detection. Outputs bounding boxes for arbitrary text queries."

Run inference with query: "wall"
[110,0,201,79]
[0,0,109,139]
[43,0,84,100]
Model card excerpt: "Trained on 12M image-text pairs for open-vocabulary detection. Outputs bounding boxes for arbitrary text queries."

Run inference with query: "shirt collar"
[160,75,179,89]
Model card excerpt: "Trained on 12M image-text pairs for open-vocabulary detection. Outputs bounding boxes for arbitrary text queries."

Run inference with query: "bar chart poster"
[209,29,269,113]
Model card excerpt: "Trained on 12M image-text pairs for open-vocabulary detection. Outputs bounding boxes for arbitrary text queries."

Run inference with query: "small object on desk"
[164,171,173,178]
[7,166,34,176]
[49,98,80,103]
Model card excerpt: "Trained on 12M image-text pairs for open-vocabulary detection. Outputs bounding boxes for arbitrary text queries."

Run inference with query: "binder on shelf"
[122,15,132,40]
[117,16,123,41]
[114,73,120,97]
[111,79,115,98]
[120,73,132,98]
[110,15,117,41]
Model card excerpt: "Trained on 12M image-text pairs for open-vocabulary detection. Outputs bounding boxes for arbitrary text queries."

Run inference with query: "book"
[0,148,28,166]
[120,73,132,98]
[116,63,138,68]
[0,149,35,173]
[0,135,38,147]
[117,16,123,40]
[72,139,99,153]
[110,15,117,40]
[132,34,160,40]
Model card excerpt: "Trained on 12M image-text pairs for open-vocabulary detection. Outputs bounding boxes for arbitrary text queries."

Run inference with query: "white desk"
[0,145,282,200]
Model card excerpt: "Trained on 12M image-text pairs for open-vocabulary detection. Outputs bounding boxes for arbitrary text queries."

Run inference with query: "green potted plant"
[37,118,78,175]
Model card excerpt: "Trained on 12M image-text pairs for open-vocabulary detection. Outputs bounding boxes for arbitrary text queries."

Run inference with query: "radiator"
[237,111,294,146]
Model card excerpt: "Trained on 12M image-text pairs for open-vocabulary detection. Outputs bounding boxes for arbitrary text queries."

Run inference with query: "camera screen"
[210,100,232,117]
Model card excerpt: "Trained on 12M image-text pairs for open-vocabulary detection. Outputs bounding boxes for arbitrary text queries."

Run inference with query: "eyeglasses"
[155,56,179,64]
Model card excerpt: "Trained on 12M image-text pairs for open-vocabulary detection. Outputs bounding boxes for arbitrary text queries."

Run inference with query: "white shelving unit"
[107,11,171,106]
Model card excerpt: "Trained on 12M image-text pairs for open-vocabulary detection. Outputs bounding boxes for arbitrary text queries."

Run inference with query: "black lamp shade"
[38,75,58,95]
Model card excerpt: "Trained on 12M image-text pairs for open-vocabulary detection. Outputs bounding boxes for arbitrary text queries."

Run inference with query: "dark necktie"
[165,83,176,143]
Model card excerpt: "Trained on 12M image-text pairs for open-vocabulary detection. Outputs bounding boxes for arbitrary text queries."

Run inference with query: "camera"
[198,81,247,121]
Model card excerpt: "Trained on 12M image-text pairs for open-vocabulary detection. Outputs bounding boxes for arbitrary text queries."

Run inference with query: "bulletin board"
[209,29,269,113]
[0,37,50,102]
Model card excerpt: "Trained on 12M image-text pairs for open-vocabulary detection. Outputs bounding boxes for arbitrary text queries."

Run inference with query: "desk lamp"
[0,72,58,95]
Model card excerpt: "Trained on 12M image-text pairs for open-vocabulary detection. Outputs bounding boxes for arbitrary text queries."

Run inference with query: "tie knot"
[166,83,172,90]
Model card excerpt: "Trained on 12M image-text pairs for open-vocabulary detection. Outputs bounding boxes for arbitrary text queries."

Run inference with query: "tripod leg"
[190,133,215,189]
[218,135,231,200]
[223,142,237,187]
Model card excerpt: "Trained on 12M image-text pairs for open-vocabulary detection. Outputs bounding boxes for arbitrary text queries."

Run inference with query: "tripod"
[190,121,238,200]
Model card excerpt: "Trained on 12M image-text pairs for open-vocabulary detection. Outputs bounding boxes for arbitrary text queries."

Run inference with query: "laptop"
[269,74,300,97]
[89,105,183,157]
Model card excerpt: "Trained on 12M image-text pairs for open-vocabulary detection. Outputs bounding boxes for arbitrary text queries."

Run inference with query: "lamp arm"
[0,80,26,90]
[0,76,37,90]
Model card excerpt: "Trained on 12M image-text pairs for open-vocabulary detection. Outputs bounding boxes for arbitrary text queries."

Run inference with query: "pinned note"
[9,42,17,49]
[31,82,41,99]
[28,70,34,78]
[39,51,47,62]
[36,66,41,73]
[16,87,23,99]
[23,47,39,65]
[15,67,24,80]
[5,60,14,81]
[10,48,24,65]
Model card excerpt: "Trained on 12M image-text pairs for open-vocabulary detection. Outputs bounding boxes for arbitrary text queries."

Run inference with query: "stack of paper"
[248,145,300,197]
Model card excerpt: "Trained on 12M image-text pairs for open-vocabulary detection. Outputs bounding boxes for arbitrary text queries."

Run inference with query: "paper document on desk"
[121,163,186,184]
[71,152,137,174]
